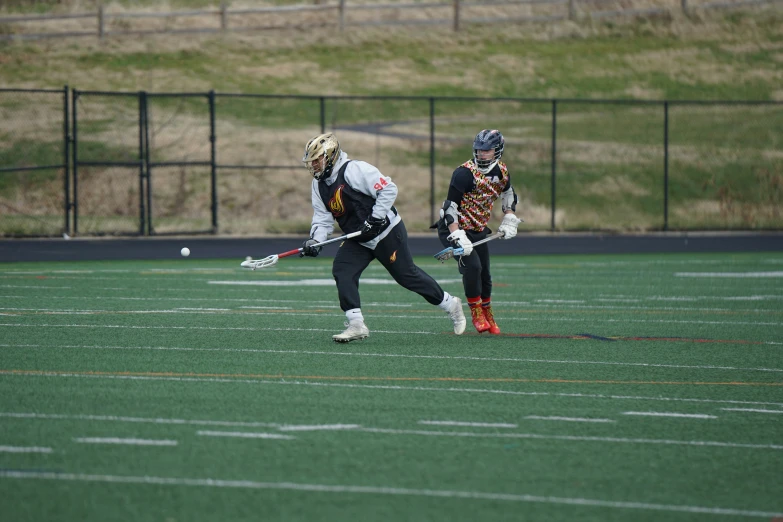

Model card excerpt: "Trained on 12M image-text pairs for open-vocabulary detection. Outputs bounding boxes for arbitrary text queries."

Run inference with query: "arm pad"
[501,187,518,213]
[439,200,459,226]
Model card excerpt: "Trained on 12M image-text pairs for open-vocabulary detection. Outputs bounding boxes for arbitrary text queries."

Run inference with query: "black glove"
[358,215,389,242]
[299,238,322,258]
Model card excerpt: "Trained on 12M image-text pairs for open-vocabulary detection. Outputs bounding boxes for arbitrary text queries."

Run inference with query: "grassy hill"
[1,2,782,235]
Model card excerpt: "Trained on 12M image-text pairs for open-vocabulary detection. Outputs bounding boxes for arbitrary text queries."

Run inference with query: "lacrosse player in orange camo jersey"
[300,132,466,343]
[435,129,522,334]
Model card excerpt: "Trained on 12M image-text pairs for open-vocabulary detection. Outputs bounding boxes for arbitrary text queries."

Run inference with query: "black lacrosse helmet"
[472,129,504,174]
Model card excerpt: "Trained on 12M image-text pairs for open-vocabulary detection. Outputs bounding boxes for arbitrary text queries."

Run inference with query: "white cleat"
[333,320,370,343]
[446,297,467,335]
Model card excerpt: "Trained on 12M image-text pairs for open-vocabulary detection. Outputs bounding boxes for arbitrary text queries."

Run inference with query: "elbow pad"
[501,188,518,213]
[439,200,459,226]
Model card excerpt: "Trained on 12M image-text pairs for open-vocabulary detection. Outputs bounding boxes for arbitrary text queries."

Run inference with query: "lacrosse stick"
[241,231,362,270]
[433,232,504,262]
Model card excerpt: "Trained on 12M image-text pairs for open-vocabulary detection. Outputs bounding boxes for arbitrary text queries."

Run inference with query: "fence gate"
[72,90,217,236]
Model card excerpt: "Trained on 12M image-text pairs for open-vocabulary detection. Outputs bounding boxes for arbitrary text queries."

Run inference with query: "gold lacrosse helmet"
[302,132,341,181]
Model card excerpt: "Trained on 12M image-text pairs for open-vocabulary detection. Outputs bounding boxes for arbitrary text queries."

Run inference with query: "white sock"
[345,308,364,323]
[438,292,454,311]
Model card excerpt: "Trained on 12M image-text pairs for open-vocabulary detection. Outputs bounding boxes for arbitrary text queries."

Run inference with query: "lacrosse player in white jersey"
[301,132,466,343]
[434,129,522,335]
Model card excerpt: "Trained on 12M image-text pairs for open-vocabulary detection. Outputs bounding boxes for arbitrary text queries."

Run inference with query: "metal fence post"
[63,85,71,236]
[663,101,669,231]
[98,3,105,39]
[138,91,146,236]
[681,0,688,14]
[551,99,557,231]
[209,90,218,233]
[430,97,436,226]
[453,0,460,31]
[142,91,153,236]
[320,97,326,133]
[72,89,80,236]
[220,2,228,31]
[338,0,345,31]
[569,0,576,20]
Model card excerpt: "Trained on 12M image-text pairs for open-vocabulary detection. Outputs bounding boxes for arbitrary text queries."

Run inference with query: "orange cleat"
[470,305,491,333]
[482,304,500,335]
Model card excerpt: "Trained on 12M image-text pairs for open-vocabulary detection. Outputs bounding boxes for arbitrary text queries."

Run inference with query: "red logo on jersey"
[328,185,346,217]
[373,178,389,191]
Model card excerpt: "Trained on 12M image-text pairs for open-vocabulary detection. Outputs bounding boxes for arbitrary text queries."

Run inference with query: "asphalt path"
[2,232,782,262]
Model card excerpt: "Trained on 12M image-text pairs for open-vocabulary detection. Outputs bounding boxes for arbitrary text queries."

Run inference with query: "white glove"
[498,214,522,239]
[446,229,473,256]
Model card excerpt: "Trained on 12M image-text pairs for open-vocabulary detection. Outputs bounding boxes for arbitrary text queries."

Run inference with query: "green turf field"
[0,251,781,521]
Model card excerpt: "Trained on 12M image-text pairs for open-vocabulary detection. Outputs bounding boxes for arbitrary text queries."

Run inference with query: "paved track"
[2,232,782,262]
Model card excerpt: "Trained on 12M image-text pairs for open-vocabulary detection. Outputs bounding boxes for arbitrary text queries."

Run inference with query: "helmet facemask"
[472,129,505,174]
[302,133,341,181]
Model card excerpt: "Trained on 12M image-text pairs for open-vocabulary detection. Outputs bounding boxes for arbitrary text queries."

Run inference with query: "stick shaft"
[277,249,303,259]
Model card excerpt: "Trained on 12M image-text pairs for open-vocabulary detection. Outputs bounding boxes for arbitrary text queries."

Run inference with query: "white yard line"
[356,428,781,450]
[0,307,780,328]
[0,285,73,289]
[1,470,781,518]
[675,272,783,278]
[0,323,436,334]
[4,373,783,409]
[277,424,359,432]
[0,412,282,428]
[73,437,178,446]
[621,412,717,419]
[0,446,52,453]
[2,294,782,314]
[1,410,779,451]
[196,431,294,440]
[3,343,782,373]
[418,421,517,428]
[524,416,615,423]
[721,408,783,414]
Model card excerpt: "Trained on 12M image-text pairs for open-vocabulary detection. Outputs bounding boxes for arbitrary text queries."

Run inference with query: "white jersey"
[309,151,402,250]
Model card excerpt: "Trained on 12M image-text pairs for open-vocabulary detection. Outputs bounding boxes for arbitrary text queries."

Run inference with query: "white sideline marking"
[239,306,294,310]
[4,343,782,374]
[208,278,463,286]
[3,409,781,450]
[197,431,294,440]
[2,294,782,315]
[418,421,517,428]
[277,424,359,432]
[0,412,282,428]
[6,373,783,409]
[622,412,717,419]
[525,416,615,423]
[721,408,783,414]
[0,285,73,289]
[0,446,52,453]
[1,471,781,518]
[0,324,437,335]
[675,272,783,278]
[74,437,177,446]
[174,308,233,312]
[357,428,783,451]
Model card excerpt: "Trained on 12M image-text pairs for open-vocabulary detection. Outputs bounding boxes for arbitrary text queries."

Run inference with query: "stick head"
[434,247,457,262]
[240,254,279,270]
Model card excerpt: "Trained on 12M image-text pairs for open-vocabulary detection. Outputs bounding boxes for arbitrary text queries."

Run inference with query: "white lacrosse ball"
[181,247,190,257]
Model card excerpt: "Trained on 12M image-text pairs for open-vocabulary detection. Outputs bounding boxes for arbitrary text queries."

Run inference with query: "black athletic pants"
[332,221,445,312]
[437,223,492,300]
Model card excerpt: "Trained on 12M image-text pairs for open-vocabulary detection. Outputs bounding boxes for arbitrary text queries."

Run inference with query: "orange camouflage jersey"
[458,160,509,232]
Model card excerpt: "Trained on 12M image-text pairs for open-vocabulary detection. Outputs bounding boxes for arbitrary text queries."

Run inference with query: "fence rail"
[1,0,779,40]
[2,86,782,237]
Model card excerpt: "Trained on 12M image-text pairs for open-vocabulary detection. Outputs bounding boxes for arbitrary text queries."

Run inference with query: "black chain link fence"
[1,87,781,237]
[0,87,68,237]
